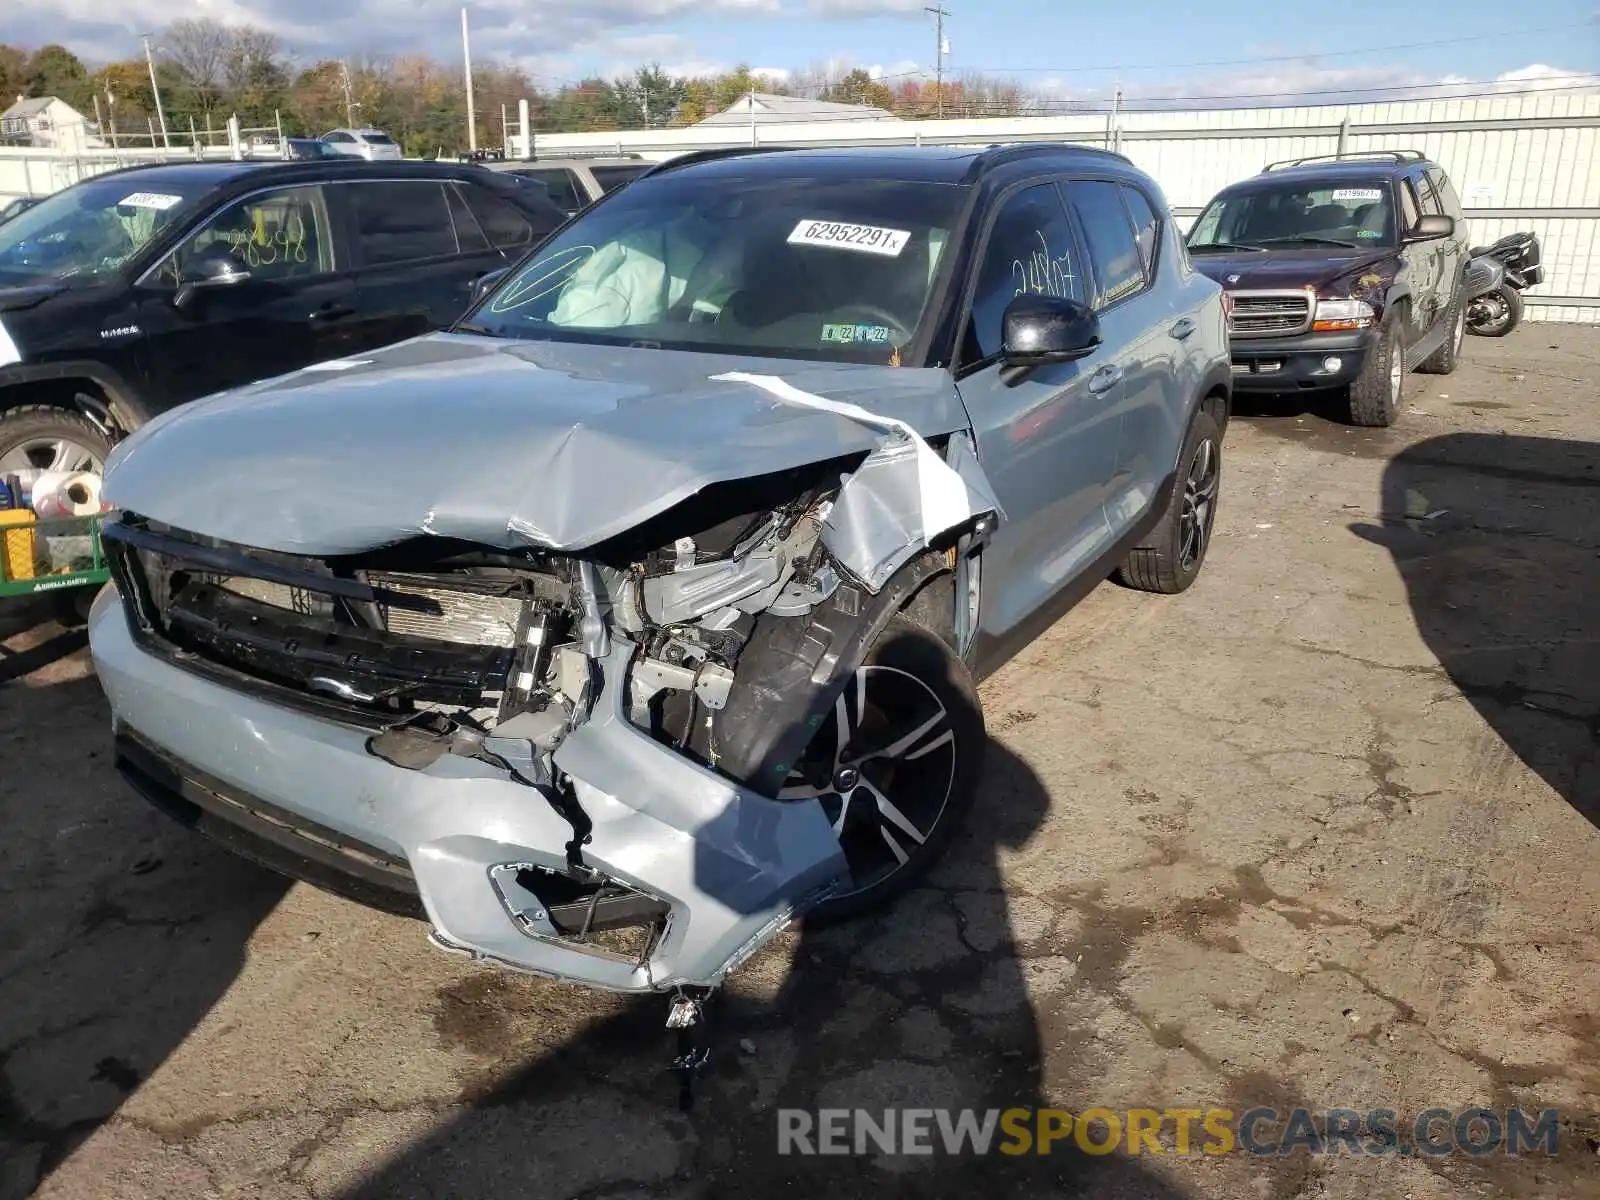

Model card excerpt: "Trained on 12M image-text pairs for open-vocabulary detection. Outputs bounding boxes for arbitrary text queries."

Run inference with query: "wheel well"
[0,377,116,429]
[1200,384,1229,431]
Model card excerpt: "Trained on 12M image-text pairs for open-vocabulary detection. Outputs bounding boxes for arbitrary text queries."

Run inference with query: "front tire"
[1347,321,1403,427]
[1116,407,1222,595]
[782,614,985,922]
[0,405,112,476]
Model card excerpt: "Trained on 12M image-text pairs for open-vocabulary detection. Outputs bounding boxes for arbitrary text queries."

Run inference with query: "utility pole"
[142,34,171,149]
[339,60,357,127]
[461,7,478,153]
[924,6,949,119]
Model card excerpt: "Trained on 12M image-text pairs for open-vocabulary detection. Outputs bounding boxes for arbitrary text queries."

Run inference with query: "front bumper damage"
[92,586,843,991]
[89,368,1001,996]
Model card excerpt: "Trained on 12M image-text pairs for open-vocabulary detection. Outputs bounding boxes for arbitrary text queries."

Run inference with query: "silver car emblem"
[1227,274,1241,284]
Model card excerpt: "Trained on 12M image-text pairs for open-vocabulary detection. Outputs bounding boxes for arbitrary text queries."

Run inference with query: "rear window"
[346,180,458,265]
[513,169,583,213]
[590,165,648,194]
[461,182,537,250]
[362,132,397,146]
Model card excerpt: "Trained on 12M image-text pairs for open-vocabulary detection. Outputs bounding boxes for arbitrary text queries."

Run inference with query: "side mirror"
[1001,293,1102,368]
[1406,213,1455,243]
[173,250,250,309]
[469,267,509,306]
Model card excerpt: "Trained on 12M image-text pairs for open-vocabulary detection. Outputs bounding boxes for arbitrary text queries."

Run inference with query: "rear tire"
[1116,408,1222,595]
[1347,321,1403,427]
[1466,285,1522,337]
[1417,292,1465,374]
[784,614,986,922]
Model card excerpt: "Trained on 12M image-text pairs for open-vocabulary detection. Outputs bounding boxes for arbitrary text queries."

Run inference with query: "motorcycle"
[1466,231,1543,338]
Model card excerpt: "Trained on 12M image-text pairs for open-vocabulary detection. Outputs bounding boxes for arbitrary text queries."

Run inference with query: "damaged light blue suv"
[90,144,1231,1002]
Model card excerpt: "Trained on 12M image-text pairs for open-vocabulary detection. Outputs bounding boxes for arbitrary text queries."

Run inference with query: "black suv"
[0,159,564,474]
[1187,150,1470,426]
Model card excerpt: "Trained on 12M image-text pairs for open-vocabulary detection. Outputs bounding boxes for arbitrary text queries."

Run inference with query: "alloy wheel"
[780,664,958,897]
[1178,437,1219,570]
[0,436,104,475]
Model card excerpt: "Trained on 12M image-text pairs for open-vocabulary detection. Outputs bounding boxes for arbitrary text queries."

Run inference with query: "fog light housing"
[1320,356,1343,373]
[1312,298,1375,332]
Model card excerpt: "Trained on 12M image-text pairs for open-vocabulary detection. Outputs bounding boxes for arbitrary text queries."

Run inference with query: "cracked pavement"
[2,328,1598,1199]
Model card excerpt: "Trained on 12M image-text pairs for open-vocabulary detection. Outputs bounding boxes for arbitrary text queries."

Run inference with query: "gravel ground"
[2,325,1598,1200]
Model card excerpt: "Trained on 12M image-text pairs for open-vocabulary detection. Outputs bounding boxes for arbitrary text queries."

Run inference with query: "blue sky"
[10,0,1598,106]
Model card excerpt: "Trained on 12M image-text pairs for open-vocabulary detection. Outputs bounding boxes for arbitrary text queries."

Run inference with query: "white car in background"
[319,128,404,161]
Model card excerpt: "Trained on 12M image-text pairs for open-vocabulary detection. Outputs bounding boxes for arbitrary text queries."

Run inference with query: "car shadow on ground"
[0,618,287,1200]
[337,739,1195,1200]
[1352,431,1600,825]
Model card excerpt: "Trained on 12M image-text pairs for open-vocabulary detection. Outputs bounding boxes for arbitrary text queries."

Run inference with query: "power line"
[896,19,1597,78]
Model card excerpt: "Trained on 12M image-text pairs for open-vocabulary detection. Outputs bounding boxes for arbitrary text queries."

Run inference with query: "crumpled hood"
[1190,248,1392,293]
[103,334,972,556]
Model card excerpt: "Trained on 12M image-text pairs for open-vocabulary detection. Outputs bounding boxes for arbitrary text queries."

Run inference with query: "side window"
[444,185,491,254]
[1428,168,1463,218]
[589,165,647,194]
[962,183,1084,365]
[514,169,583,213]
[1119,184,1160,275]
[323,132,351,144]
[460,182,535,250]
[1400,180,1421,230]
[347,181,458,266]
[164,186,334,284]
[1416,173,1443,216]
[1067,179,1147,309]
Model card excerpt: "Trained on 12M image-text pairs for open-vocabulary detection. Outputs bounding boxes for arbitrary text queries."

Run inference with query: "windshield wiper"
[1187,241,1266,253]
[453,322,505,337]
[1254,236,1362,249]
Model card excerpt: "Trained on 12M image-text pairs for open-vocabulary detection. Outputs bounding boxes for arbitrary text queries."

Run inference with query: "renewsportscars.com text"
[777,1106,1561,1157]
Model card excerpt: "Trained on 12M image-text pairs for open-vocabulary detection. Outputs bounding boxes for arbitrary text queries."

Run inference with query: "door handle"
[1170,317,1196,340]
[309,304,356,322]
[1087,364,1123,395]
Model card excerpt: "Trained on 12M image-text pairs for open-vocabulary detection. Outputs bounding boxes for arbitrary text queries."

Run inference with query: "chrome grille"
[1227,290,1312,337]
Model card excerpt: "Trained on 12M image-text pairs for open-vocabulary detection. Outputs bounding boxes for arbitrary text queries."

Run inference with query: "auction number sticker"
[118,192,184,210]
[1331,188,1383,202]
[788,219,910,257]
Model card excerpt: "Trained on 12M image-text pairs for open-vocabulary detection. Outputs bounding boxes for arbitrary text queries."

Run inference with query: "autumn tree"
[820,68,894,111]
[24,45,91,110]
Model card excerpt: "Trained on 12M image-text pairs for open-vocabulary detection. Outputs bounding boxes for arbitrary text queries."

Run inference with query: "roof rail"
[635,145,794,179]
[964,140,1131,181]
[1262,149,1427,172]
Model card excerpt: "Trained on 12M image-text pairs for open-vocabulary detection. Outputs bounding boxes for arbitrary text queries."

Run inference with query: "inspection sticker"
[118,192,184,210]
[821,322,893,345]
[788,219,910,257]
[1331,188,1383,202]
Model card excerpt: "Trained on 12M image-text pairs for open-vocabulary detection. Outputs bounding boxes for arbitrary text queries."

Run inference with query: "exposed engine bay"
[101,431,995,986]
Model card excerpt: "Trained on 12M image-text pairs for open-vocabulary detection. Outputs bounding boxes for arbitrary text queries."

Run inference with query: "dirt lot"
[2,326,1598,1200]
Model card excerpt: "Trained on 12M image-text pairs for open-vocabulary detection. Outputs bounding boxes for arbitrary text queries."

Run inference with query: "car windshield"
[0,177,200,285]
[1189,180,1395,250]
[465,173,967,365]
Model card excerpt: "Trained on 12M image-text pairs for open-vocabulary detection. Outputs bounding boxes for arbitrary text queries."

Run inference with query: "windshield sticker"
[1356,229,1383,238]
[1331,188,1383,202]
[788,219,910,257]
[118,192,184,210]
[821,322,893,346]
